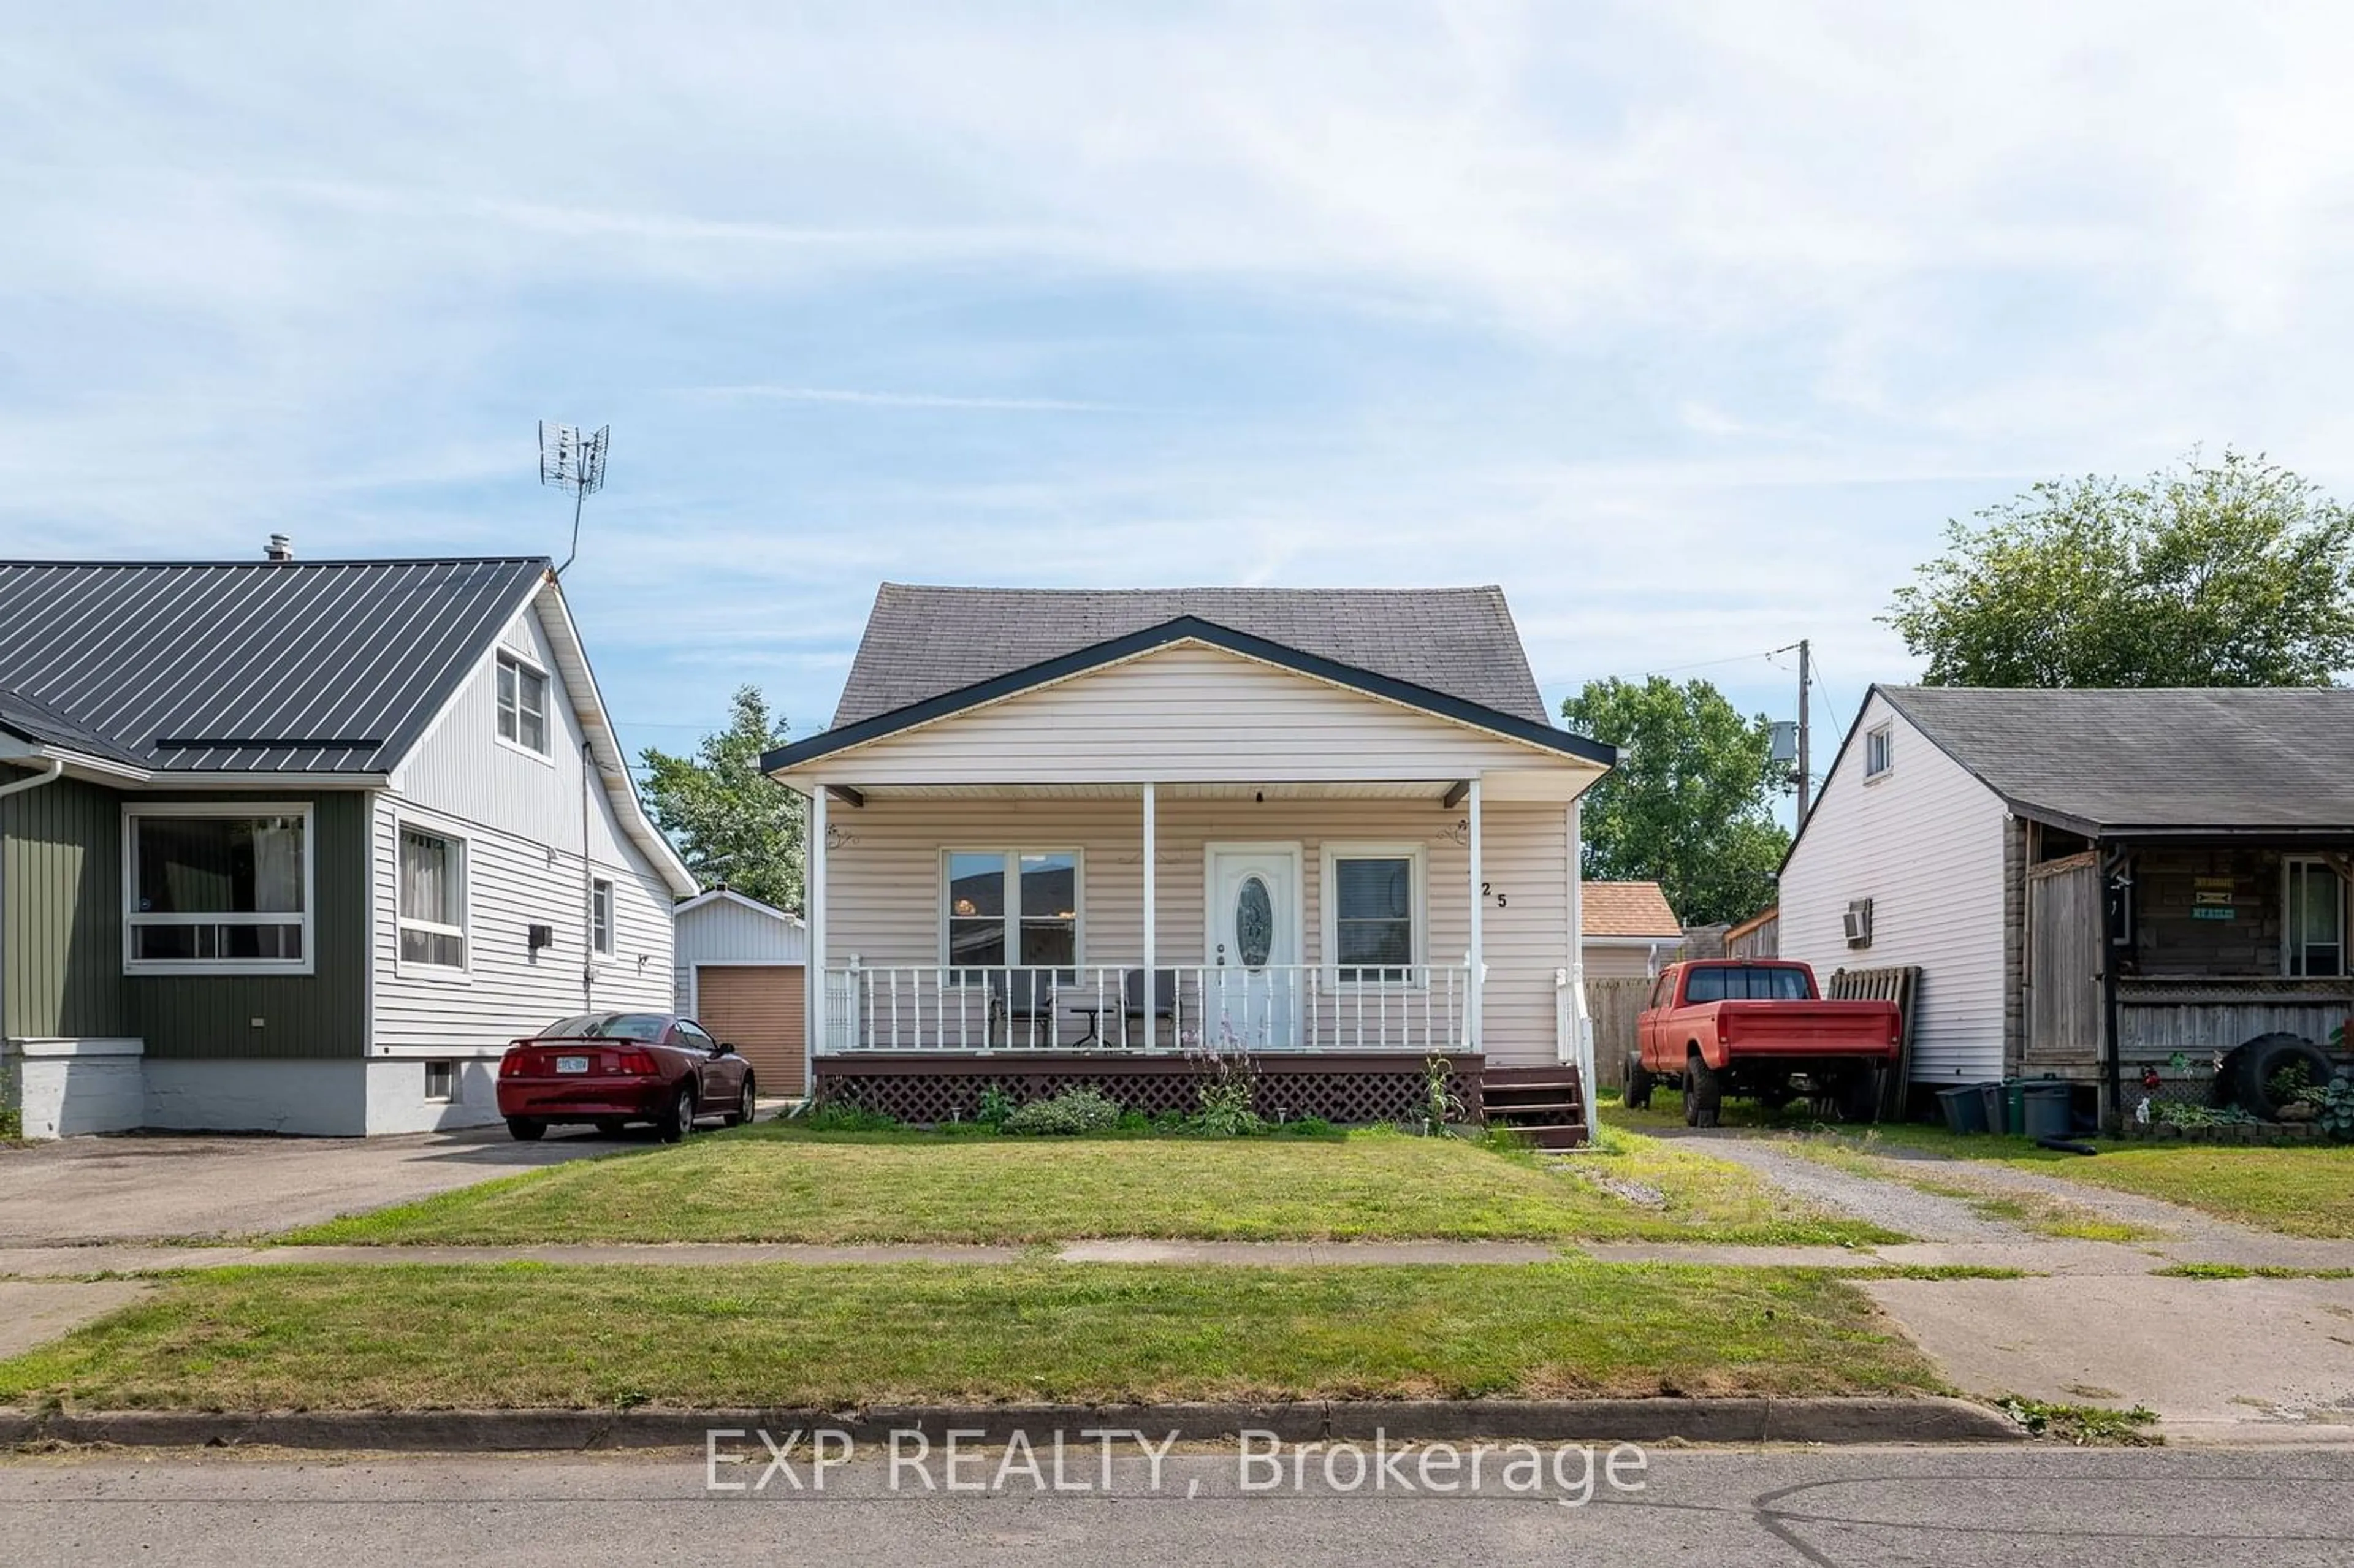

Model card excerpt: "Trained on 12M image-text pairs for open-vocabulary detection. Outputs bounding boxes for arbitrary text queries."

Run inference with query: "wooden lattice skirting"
[811,1052,1485,1126]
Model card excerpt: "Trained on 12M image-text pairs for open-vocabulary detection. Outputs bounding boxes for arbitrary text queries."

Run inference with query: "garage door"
[694,965,807,1097]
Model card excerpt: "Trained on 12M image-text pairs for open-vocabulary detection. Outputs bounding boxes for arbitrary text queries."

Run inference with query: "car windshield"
[1685,966,1813,1003]
[535,1013,671,1041]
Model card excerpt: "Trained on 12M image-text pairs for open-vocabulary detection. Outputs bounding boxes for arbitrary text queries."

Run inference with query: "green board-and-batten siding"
[2,774,368,1059]
[2,771,128,1040]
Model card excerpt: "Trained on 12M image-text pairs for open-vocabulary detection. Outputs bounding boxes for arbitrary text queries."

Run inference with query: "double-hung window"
[1864,724,1894,779]
[124,805,311,973]
[2284,859,2345,978]
[943,851,1078,975]
[398,826,467,970]
[497,652,549,755]
[591,878,615,957]
[1324,844,1421,983]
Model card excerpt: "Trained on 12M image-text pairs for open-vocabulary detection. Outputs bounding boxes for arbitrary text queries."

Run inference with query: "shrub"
[2312,1071,2354,1143]
[1274,1115,1336,1138]
[799,1102,901,1132]
[2268,1058,2315,1108]
[1189,1075,1265,1137]
[975,1084,1015,1131]
[0,1059,19,1141]
[1000,1087,1123,1136]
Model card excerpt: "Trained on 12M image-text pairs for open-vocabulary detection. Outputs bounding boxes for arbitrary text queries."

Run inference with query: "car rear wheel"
[726,1076,757,1128]
[506,1117,546,1141]
[1683,1054,1721,1129]
[658,1084,698,1144]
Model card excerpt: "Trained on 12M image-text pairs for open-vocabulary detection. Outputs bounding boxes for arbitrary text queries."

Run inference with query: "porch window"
[124,805,311,973]
[1324,844,1421,982]
[944,850,1078,974]
[398,826,467,970]
[497,652,549,755]
[2284,858,2345,978]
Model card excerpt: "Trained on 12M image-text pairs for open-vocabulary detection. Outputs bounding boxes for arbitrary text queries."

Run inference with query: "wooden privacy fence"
[1826,964,1922,1118]
[1584,977,1653,1092]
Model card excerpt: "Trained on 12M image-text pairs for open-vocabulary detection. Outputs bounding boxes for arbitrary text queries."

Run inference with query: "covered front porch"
[793,776,1595,1122]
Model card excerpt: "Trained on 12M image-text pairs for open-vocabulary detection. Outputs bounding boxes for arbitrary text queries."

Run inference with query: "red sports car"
[497,1012,758,1143]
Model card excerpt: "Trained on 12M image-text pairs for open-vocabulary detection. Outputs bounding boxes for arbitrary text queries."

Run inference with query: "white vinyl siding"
[1780,694,2011,1084]
[797,643,1576,787]
[820,795,1571,1065]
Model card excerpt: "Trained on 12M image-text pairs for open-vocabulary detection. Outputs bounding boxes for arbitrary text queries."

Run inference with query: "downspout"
[0,756,64,801]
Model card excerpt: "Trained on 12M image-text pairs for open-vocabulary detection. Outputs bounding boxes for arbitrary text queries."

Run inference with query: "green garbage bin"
[2021,1080,2072,1141]
[1976,1081,2005,1132]
[1937,1086,1990,1135]
[2002,1079,2028,1137]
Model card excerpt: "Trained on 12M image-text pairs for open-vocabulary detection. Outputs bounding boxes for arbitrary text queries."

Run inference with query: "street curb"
[0,1397,2024,1451]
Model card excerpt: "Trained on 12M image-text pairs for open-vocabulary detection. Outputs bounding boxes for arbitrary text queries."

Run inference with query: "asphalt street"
[4,1442,2350,1566]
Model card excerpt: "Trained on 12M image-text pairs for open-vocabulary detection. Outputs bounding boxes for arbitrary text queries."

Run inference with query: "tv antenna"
[538,421,609,577]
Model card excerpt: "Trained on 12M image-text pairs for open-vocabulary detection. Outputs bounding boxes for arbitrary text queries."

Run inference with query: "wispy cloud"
[672,386,1136,413]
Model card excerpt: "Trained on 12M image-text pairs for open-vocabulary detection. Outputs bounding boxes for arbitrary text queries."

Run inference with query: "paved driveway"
[0,1126,630,1245]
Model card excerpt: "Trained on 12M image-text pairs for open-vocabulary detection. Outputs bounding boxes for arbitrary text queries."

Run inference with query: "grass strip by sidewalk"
[0,1262,1942,1411]
[283,1126,1901,1248]
[1606,1099,2354,1240]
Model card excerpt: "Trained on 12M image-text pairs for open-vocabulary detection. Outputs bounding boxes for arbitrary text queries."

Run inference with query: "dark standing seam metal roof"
[0,558,550,774]
[833,584,1553,728]
[1875,685,2354,834]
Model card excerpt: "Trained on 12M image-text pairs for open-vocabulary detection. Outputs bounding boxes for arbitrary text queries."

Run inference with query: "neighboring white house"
[674,888,808,1097]
[1778,687,2014,1089]
[1580,881,1683,980]
[758,584,1617,1143]
[0,549,696,1138]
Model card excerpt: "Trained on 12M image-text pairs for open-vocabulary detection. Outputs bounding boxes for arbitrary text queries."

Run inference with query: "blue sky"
[7,3,2353,798]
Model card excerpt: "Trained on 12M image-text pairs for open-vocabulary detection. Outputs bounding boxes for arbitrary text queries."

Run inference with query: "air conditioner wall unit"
[1843,899,1874,948]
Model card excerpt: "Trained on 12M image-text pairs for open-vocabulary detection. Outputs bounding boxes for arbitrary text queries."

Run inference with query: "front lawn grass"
[0,1262,1942,1410]
[1604,1097,2354,1239]
[284,1124,1900,1247]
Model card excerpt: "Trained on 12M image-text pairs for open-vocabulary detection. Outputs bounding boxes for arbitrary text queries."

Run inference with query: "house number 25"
[1482,881,1507,907]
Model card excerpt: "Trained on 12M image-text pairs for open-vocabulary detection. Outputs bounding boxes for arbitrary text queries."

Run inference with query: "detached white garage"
[673,890,809,1097]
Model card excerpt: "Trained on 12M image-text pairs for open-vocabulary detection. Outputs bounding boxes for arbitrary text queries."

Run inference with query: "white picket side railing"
[818,964,1471,1054]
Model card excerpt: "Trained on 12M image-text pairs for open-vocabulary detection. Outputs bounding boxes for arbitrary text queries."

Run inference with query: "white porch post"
[807,786,828,1078]
[1141,782,1157,1011]
[1467,777,1483,1049]
[1566,798,1589,1076]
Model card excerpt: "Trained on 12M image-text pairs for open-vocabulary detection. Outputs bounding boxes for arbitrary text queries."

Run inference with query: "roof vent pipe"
[264,534,294,561]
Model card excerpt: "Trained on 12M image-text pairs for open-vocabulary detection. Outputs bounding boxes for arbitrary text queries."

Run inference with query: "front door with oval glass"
[1205,845,1301,1048]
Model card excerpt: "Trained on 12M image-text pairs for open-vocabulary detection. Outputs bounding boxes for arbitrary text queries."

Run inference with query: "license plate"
[555,1056,591,1075]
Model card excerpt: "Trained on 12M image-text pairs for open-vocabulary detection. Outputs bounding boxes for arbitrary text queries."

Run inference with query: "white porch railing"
[819,964,1472,1054]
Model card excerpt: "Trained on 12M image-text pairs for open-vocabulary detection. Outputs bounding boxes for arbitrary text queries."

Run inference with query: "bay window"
[125,805,311,973]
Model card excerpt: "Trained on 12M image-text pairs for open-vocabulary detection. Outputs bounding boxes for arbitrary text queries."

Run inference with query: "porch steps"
[1479,1065,1589,1149]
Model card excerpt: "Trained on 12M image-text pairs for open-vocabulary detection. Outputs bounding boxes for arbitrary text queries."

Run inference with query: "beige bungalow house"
[761,585,1615,1143]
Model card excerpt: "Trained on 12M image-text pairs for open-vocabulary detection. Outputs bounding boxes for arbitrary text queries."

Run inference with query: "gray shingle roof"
[1877,685,2354,833]
[834,584,1552,728]
[0,558,550,774]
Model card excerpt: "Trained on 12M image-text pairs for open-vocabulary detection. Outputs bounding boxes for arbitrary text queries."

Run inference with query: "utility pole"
[1795,638,1812,826]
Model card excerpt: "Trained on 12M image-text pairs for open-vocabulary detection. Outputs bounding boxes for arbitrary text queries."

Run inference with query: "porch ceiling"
[829,780,1463,801]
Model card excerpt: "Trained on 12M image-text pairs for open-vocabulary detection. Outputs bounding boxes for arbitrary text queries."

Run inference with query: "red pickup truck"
[1626,960,1900,1128]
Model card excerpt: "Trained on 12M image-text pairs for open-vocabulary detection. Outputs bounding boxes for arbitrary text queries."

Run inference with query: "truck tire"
[1625,1054,1655,1110]
[1683,1053,1721,1128]
[1837,1065,1883,1124]
[2228,1033,2333,1119]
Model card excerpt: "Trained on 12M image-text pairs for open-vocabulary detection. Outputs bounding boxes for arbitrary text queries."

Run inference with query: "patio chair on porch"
[987,968,1059,1047]
[1121,967,1178,1048]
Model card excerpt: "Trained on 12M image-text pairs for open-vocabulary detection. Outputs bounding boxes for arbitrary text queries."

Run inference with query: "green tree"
[639,685,805,911]
[1886,449,2354,688]
[1563,677,1789,927]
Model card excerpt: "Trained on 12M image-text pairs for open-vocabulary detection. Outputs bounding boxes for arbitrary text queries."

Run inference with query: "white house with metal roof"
[761,584,1615,1144]
[0,549,696,1137]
